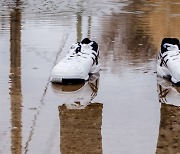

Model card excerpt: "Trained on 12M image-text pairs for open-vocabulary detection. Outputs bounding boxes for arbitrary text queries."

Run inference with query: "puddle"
[0,0,179,154]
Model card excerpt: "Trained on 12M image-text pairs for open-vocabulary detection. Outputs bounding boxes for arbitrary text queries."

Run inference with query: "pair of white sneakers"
[51,38,100,84]
[157,38,180,85]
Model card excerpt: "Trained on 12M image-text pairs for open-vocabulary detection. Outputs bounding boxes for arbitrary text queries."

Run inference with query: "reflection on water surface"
[59,103,103,154]
[0,0,180,154]
[157,77,180,154]
[9,5,22,154]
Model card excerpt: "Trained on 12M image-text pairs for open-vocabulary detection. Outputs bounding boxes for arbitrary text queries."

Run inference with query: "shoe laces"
[78,44,99,65]
[63,43,81,61]
[63,41,99,65]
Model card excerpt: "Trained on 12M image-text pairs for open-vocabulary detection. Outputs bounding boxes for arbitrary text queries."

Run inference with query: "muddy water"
[0,0,180,154]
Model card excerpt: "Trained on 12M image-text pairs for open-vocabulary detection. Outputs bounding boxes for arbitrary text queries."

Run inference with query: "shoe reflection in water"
[156,77,180,154]
[51,73,103,153]
[157,77,180,106]
[51,73,100,109]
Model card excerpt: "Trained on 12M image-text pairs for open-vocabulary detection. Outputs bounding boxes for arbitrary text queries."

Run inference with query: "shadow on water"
[157,77,180,153]
[51,73,103,153]
[9,0,22,153]
[59,103,103,154]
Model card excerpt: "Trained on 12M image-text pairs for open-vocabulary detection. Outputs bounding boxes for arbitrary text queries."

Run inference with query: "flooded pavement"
[0,0,180,154]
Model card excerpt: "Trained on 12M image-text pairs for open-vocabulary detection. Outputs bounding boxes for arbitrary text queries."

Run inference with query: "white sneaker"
[50,38,100,84]
[157,38,180,85]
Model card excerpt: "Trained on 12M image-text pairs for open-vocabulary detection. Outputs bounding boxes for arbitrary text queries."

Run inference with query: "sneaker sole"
[51,75,89,84]
[171,77,180,85]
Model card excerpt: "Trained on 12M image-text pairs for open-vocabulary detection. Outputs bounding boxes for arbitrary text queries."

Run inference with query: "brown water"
[0,0,180,154]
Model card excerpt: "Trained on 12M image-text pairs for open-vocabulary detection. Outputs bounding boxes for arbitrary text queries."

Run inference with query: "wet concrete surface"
[0,0,180,154]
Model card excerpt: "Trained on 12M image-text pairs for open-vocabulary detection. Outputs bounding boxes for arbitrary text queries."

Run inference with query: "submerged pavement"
[0,0,179,154]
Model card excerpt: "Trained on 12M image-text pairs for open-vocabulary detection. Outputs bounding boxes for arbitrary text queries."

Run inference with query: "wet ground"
[0,0,180,154]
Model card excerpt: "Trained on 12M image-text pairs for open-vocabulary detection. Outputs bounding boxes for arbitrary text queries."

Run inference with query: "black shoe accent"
[91,41,98,52]
[81,38,91,44]
[75,42,81,53]
[62,78,85,85]
[160,54,168,67]
[81,38,99,65]
[173,81,180,86]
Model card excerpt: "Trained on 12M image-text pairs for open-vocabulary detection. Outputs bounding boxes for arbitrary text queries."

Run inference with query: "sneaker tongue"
[163,43,179,51]
[81,44,92,51]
